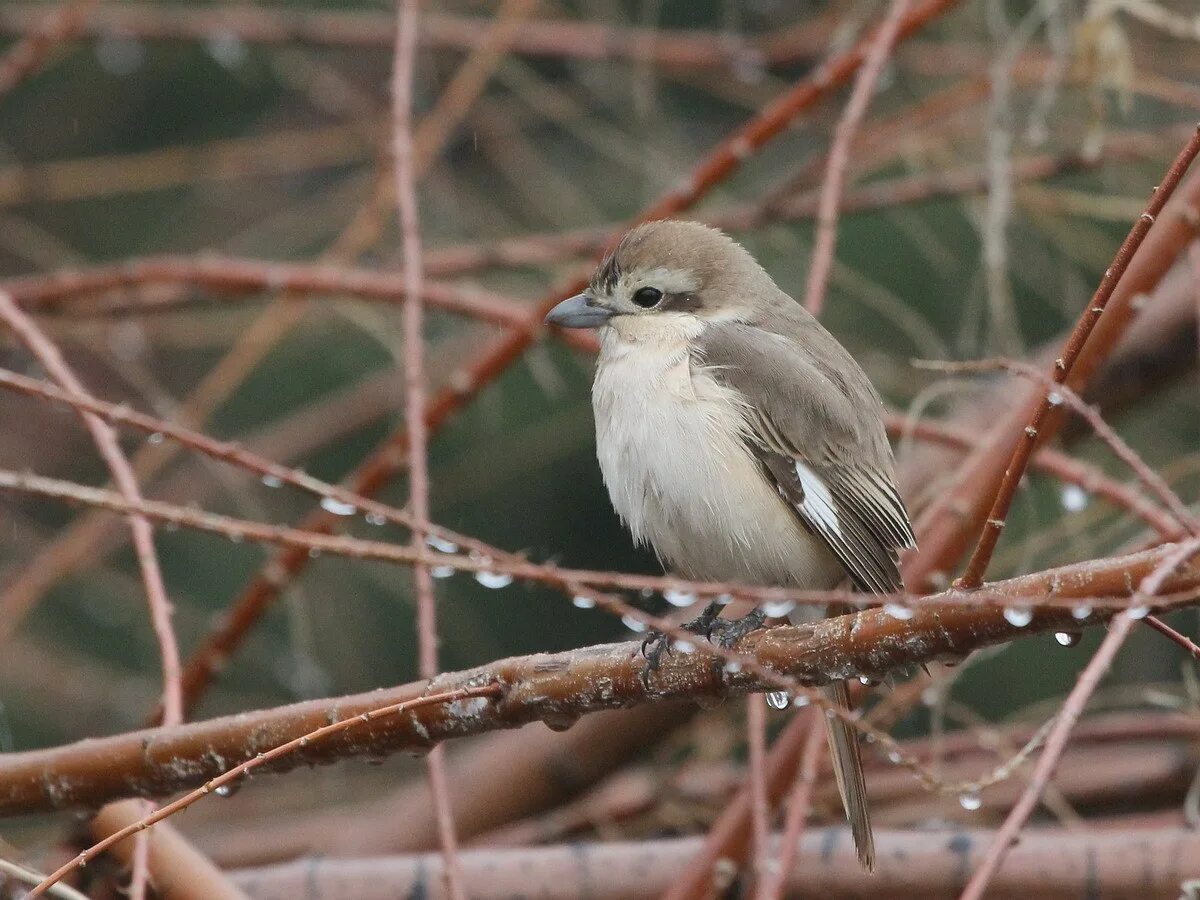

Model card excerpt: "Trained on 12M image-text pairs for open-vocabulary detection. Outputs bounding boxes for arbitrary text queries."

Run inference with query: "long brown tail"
[822,679,875,871]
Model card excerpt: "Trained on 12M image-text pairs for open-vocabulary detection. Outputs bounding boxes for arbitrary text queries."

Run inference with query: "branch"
[391,1,464,895]
[221,828,1200,898]
[2,255,532,327]
[1,541,1196,818]
[803,0,912,316]
[954,124,1200,590]
[88,800,248,900]
[910,136,1200,591]
[959,537,1200,899]
[0,3,827,68]
[0,0,96,97]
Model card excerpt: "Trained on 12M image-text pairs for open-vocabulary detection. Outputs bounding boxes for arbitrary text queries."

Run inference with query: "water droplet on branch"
[621,615,647,633]
[474,570,513,589]
[1003,606,1033,627]
[762,600,796,618]
[765,691,791,710]
[426,534,459,553]
[320,497,357,517]
[884,603,914,621]
[664,589,696,607]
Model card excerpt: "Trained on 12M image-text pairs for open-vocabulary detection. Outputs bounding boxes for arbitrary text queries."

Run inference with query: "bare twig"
[391,2,464,896]
[0,0,96,98]
[25,685,503,897]
[0,291,182,897]
[914,358,1200,536]
[959,538,1200,900]
[803,0,912,316]
[954,124,1200,590]
[6,466,1190,619]
[4,255,534,326]
[0,297,182,726]
[755,712,826,900]
[1143,614,1200,660]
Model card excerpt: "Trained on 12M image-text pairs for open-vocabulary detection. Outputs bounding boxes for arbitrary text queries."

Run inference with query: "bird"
[544,219,916,871]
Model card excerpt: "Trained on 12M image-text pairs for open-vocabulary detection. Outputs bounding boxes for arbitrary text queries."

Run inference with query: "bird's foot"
[638,600,725,686]
[708,606,767,650]
[639,603,770,685]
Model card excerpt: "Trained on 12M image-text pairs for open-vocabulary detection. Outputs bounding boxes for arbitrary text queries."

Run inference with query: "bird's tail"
[822,679,875,871]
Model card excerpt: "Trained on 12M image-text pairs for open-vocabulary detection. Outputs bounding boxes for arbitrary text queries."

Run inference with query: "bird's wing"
[694,319,916,595]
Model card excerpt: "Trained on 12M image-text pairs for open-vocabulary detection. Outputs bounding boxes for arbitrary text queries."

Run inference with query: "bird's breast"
[591,329,841,587]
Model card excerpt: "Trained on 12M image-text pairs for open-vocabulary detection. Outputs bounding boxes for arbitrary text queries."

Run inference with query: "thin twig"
[0,365,1180,599]
[748,697,770,889]
[884,408,1186,540]
[0,300,183,726]
[392,3,465,897]
[803,0,912,316]
[1143,614,1200,660]
[0,0,97,98]
[25,684,503,897]
[0,291,182,896]
[0,858,90,900]
[7,466,1194,619]
[958,537,1200,900]
[915,358,1200,536]
[954,124,1200,590]
[755,711,825,900]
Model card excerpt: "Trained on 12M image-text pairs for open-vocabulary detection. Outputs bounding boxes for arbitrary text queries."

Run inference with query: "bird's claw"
[638,602,768,686]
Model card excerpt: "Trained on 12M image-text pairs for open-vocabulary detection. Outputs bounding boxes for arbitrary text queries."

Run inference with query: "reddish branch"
[883,409,1186,541]
[2,255,531,327]
[391,2,465,896]
[0,0,96,97]
[803,0,911,316]
[26,685,502,897]
[953,125,1200,591]
[1,541,1196,818]
[910,139,1200,592]
[0,298,182,724]
[959,537,1200,899]
[0,4,829,69]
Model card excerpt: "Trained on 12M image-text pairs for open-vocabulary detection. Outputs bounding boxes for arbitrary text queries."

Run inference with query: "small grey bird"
[545,219,916,871]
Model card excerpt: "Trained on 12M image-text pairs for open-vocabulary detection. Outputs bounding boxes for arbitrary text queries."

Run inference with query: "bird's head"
[544,220,775,332]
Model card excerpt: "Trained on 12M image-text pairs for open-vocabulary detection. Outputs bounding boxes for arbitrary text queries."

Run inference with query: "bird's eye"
[632,287,663,309]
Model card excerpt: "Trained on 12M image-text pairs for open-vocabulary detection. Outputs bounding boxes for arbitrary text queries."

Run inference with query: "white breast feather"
[592,316,842,587]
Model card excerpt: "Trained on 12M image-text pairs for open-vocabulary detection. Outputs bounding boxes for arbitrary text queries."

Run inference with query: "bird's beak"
[544,293,612,329]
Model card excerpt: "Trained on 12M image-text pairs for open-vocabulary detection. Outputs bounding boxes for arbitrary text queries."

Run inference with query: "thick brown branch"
[0,543,1195,818]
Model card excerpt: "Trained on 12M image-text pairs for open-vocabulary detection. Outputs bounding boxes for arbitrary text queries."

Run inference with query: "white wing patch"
[795,461,840,538]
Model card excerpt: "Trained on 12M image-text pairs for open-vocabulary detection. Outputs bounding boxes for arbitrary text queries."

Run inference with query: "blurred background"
[0,0,1198,891]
